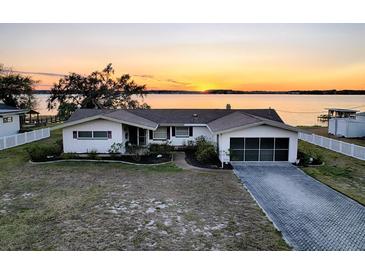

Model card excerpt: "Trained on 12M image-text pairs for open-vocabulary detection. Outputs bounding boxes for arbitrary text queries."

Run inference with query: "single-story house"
[0,103,27,137]
[57,108,303,163]
[327,108,365,138]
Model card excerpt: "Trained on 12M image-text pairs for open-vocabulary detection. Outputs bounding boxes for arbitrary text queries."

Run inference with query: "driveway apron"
[232,163,365,250]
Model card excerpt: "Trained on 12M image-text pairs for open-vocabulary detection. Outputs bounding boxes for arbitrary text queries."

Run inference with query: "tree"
[0,64,37,109]
[48,64,150,119]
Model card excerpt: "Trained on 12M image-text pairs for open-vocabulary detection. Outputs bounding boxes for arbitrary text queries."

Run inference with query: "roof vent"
[193,113,198,117]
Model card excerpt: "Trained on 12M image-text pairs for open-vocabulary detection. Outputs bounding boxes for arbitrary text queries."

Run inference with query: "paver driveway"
[232,163,365,251]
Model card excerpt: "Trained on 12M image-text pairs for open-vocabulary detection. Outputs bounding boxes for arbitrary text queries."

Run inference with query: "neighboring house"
[57,108,303,163]
[327,108,365,138]
[0,103,27,137]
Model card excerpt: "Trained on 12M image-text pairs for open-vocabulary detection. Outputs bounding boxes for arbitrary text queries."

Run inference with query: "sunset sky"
[1,24,365,91]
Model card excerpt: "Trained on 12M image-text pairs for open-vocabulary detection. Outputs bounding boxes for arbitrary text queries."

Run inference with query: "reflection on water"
[34,94,365,126]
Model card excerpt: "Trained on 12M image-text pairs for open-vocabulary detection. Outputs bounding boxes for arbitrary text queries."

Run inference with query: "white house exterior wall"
[0,114,20,137]
[148,126,214,146]
[63,119,123,153]
[218,125,298,163]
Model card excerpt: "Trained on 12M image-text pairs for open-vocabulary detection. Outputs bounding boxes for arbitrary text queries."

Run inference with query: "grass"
[298,140,365,205]
[0,130,288,250]
[300,126,365,147]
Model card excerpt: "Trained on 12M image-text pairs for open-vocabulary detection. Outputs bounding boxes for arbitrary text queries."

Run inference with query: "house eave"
[54,115,158,131]
[0,110,28,116]
[213,121,303,135]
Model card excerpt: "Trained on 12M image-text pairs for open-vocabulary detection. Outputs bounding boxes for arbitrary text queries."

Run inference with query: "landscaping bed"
[29,153,172,165]
[185,150,232,169]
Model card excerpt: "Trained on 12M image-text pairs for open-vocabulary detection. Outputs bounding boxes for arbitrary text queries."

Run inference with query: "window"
[139,128,147,146]
[93,131,108,139]
[175,127,189,138]
[230,137,289,162]
[3,117,13,123]
[153,127,167,140]
[76,131,111,140]
[78,131,92,139]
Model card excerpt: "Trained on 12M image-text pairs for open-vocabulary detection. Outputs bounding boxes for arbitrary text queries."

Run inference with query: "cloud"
[2,69,193,87]
[2,69,66,77]
[133,74,192,87]
[133,74,155,79]
[165,78,191,86]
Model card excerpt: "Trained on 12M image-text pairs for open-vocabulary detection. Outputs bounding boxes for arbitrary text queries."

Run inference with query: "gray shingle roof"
[103,110,158,129]
[0,103,26,114]
[0,103,18,110]
[128,108,283,124]
[62,108,293,132]
[207,112,262,132]
[67,109,108,122]
[65,109,158,129]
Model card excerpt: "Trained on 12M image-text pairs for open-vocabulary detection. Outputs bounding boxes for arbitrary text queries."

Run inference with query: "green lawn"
[0,130,288,250]
[298,140,365,205]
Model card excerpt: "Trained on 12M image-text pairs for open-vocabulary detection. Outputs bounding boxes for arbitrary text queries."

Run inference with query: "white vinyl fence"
[0,128,50,151]
[299,132,365,161]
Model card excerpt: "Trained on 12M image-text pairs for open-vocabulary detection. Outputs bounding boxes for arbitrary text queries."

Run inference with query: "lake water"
[34,94,365,126]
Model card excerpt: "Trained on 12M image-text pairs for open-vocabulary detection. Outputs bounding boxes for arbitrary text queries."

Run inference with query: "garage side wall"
[218,125,298,163]
[63,119,123,153]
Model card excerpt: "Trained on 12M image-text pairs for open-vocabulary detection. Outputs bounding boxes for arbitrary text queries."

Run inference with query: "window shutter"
[167,127,170,139]
[149,130,153,140]
[73,131,77,139]
[172,127,175,137]
[189,126,193,137]
[108,131,112,139]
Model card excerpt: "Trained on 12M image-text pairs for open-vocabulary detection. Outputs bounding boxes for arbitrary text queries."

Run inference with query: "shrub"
[149,142,173,154]
[182,140,196,151]
[109,142,123,154]
[196,145,217,163]
[297,149,323,166]
[194,136,218,163]
[195,136,208,148]
[87,149,99,160]
[297,151,311,166]
[61,152,78,159]
[55,139,63,149]
[27,143,63,162]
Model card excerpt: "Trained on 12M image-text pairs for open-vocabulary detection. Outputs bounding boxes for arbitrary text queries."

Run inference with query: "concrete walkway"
[173,152,232,173]
[232,163,365,251]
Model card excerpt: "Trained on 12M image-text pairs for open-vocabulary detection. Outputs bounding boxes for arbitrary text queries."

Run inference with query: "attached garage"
[217,124,299,164]
[229,137,289,161]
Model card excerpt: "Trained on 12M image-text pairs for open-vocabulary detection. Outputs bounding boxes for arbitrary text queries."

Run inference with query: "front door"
[129,126,138,145]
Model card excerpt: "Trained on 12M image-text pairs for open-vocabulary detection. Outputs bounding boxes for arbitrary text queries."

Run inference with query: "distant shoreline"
[33,89,365,95]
